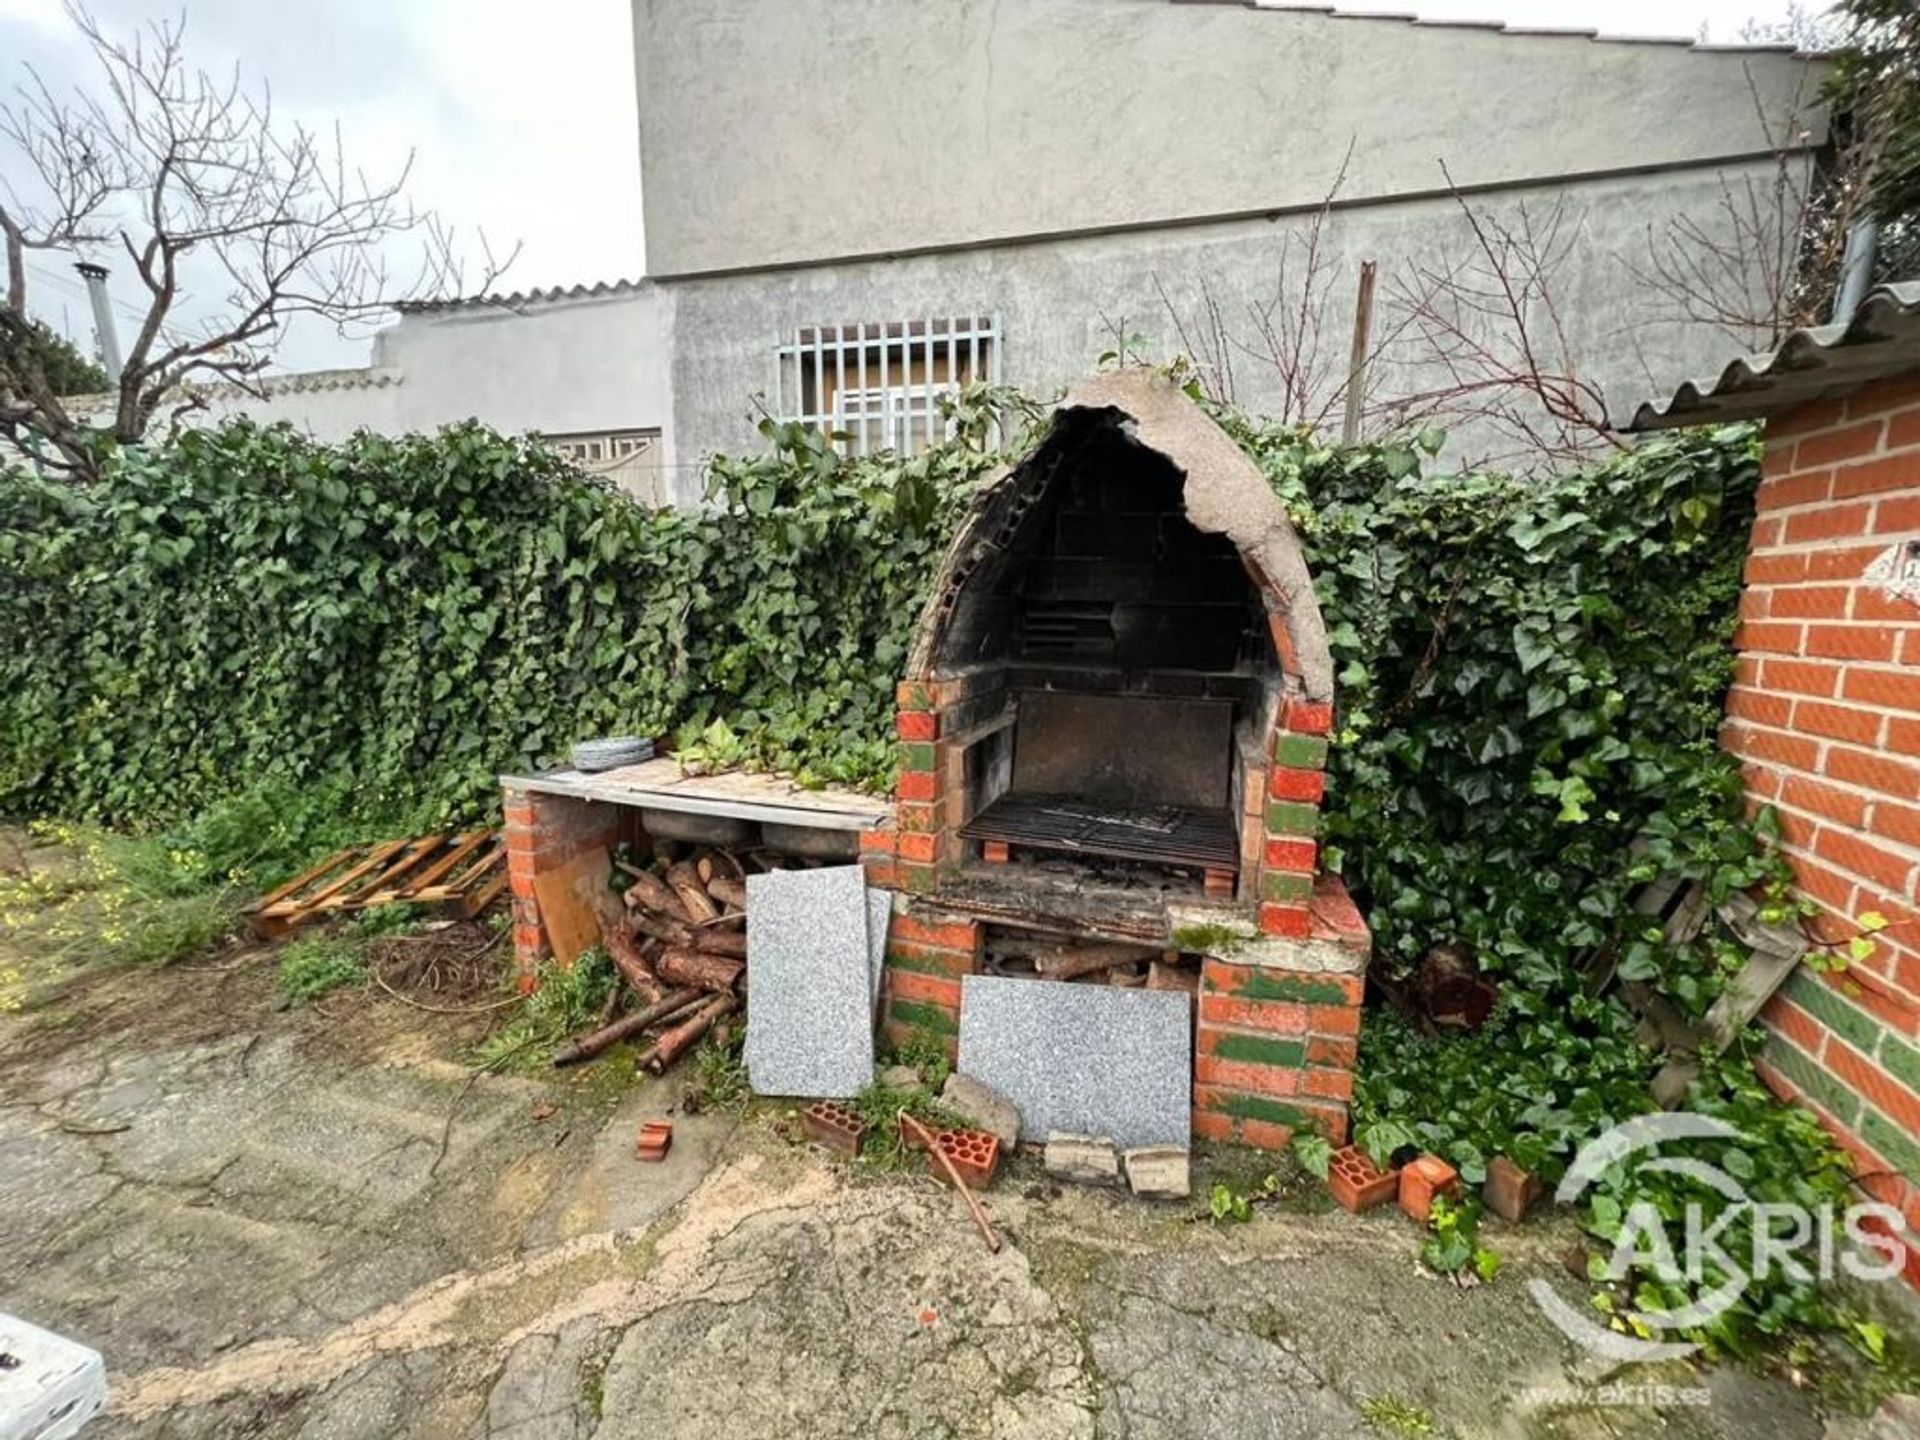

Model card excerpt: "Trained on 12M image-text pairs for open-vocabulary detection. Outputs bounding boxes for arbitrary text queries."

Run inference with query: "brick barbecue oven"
[862,370,1371,1149]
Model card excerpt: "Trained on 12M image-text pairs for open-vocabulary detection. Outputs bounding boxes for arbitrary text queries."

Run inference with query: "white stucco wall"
[189,282,677,487]
[632,0,1825,277]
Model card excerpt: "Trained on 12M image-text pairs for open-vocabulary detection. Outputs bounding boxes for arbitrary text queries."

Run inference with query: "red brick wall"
[1724,377,1920,1286]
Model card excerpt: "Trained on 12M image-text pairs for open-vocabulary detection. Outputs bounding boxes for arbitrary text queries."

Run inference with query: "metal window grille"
[545,428,667,506]
[774,313,1001,457]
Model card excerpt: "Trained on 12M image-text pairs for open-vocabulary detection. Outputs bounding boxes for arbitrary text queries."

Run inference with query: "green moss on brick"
[1213,1031,1307,1068]
[888,998,959,1036]
[1214,1090,1313,1130]
[1265,801,1319,837]
[1782,971,1886,1058]
[1259,871,1313,905]
[1272,734,1328,770]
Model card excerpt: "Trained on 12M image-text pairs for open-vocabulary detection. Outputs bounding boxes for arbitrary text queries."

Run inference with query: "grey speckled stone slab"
[867,890,890,1014]
[744,865,875,1098]
[958,977,1191,1148]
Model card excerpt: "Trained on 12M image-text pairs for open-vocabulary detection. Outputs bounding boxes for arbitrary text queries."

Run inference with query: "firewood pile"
[551,846,772,1074]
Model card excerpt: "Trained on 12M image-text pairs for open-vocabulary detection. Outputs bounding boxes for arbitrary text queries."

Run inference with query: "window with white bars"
[775,314,1000,457]
[544,428,667,506]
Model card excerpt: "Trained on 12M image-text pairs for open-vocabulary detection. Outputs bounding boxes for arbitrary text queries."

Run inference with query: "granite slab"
[867,889,890,1014]
[744,864,875,1098]
[958,977,1191,1148]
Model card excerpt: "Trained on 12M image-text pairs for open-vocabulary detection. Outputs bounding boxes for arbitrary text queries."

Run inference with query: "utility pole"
[73,261,123,384]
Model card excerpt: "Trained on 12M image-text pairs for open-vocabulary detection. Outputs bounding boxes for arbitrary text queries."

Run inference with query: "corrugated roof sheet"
[394,277,650,315]
[1626,283,1920,431]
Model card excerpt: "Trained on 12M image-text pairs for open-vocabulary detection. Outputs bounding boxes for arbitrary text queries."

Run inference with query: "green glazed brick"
[1232,971,1353,1006]
[897,681,934,712]
[897,741,938,773]
[1265,801,1320,837]
[1212,1031,1307,1068]
[1782,971,1886,1058]
[1859,1107,1920,1183]
[1272,734,1329,771]
[889,998,959,1036]
[1763,1037,1861,1127]
[1215,1091,1314,1130]
[1882,1034,1920,1093]
[1260,870,1313,904]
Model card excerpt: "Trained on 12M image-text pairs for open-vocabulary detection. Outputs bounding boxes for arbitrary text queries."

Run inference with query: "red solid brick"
[1190,1109,1239,1145]
[1739,589,1771,622]
[1873,800,1920,853]
[886,941,976,977]
[1742,760,1784,800]
[1834,453,1919,499]
[896,831,937,864]
[1195,1055,1301,1096]
[1301,1067,1355,1100]
[1257,903,1311,938]
[1795,699,1885,747]
[1269,767,1327,803]
[1770,587,1853,622]
[1805,624,1901,662]
[1724,721,1821,770]
[1785,503,1875,544]
[1891,718,1920,756]
[1843,667,1920,715]
[1762,994,1830,1058]
[891,913,979,954]
[1264,837,1317,872]
[859,826,899,858]
[1728,687,1794,728]
[1825,745,1920,795]
[1876,494,1920,534]
[1198,995,1310,1034]
[1782,395,1852,434]
[1795,420,1885,469]
[1746,550,1809,584]
[1828,1040,1920,1134]
[1306,1035,1359,1066]
[1782,775,1870,828]
[1307,1003,1362,1037]
[896,770,938,802]
[1904,630,1920,665]
[1808,543,1891,581]
[1284,698,1334,735]
[1759,469,1834,509]
[1888,404,1920,451]
[1734,620,1805,655]
[896,710,938,742]
[1752,515,1785,548]
[886,967,963,1011]
[1814,827,1919,894]
[1762,656,1842,695]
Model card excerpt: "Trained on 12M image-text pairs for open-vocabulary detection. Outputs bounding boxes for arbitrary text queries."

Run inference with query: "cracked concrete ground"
[0,954,1887,1440]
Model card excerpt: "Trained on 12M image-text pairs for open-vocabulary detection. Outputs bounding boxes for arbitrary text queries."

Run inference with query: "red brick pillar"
[1255,696,1332,936]
[1191,875,1369,1149]
[502,785,623,989]
[879,905,984,1061]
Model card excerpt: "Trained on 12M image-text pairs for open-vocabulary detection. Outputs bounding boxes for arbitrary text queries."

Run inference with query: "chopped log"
[708,849,746,883]
[552,987,705,1068]
[666,861,720,923]
[640,993,738,1074]
[1035,942,1160,982]
[623,870,690,922]
[708,875,748,910]
[630,910,695,949]
[658,946,744,994]
[594,979,623,1028]
[690,926,748,961]
[601,917,663,1002]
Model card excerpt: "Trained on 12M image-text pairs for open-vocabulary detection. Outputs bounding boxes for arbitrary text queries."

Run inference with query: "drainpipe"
[73,261,123,385]
[1832,218,1881,329]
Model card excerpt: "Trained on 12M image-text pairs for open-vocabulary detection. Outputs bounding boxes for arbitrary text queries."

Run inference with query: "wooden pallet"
[247,832,507,938]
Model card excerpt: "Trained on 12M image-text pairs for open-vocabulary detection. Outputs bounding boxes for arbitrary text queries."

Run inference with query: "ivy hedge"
[0,378,1867,1350]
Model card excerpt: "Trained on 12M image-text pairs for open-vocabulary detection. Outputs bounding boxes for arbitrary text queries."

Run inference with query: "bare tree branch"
[1,4,517,478]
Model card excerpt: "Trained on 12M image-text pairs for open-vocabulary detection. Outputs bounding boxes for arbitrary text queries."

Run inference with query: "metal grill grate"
[961,793,1238,870]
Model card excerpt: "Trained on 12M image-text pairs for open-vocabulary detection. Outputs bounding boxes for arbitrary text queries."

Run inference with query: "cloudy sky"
[0,0,1830,372]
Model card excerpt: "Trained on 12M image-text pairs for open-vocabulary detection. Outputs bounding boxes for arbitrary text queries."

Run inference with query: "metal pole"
[1832,218,1880,329]
[1341,260,1377,447]
[73,261,123,384]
